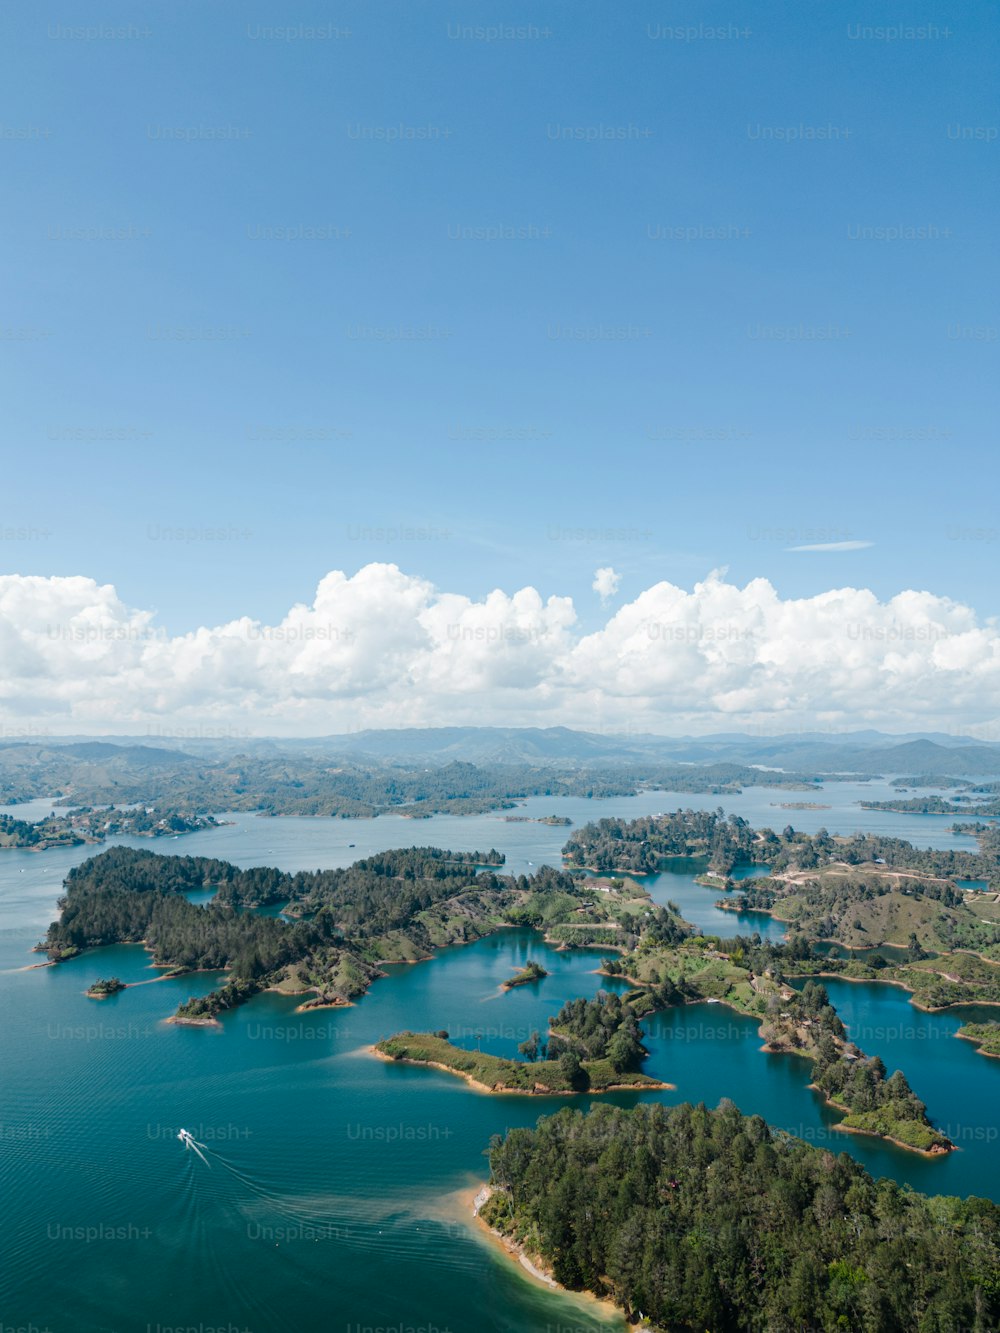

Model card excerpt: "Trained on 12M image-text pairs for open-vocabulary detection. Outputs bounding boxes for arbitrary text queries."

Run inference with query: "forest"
[543,989,649,1070]
[0,739,870,822]
[563,809,1000,885]
[481,1100,1000,1331]
[562,808,761,874]
[42,845,597,1018]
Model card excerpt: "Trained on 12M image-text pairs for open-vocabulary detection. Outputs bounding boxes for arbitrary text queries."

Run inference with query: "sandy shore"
[803,967,1000,1012]
[293,996,354,1012]
[914,995,1000,1012]
[368,1046,673,1096]
[463,1184,626,1325]
[956,1030,1000,1059]
[804,1084,953,1156]
[828,1119,951,1157]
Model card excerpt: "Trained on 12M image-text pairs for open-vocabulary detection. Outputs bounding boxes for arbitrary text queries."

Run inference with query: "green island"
[717,869,1000,1010]
[0,808,219,851]
[501,959,548,988]
[563,806,1000,887]
[43,844,519,1022]
[374,1030,668,1094]
[566,810,1000,1013]
[41,843,652,1023]
[890,774,977,789]
[861,794,1000,816]
[86,976,125,997]
[478,1101,1000,1332]
[43,821,965,1146]
[376,881,950,1149]
[957,1021,1000,1059]
[379,988,668,1094]
[720,867,1000,956]
[693,871,729,889]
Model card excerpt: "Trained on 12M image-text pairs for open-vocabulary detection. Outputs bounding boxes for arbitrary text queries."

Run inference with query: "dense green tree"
[482,1101,1000,1332]
[558,1049,587,1090]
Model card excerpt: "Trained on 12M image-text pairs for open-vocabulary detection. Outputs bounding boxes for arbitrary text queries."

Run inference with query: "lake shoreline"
[467,1184,627,1325]
[368,1044,674,1096]
[801,969,1000,1013]
[825,1114,952,1157]
[956,1029,1000,1059]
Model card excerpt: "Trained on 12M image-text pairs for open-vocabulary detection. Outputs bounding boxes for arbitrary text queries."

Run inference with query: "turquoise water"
[729,863,773,881]
[787,977,1000,1192]
[1,784,998,1332]
[643,859,786,942]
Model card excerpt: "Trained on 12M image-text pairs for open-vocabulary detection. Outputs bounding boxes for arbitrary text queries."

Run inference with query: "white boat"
[177,1127,210,1164]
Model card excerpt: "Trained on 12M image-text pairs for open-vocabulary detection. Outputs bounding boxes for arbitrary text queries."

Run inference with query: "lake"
[1,781,997,1333]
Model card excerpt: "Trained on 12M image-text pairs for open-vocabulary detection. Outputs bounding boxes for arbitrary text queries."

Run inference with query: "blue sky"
[2,0,997,648]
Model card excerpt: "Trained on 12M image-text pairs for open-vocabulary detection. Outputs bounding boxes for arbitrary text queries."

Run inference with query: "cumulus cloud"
[592,567,621,603]
[1,564,998,735]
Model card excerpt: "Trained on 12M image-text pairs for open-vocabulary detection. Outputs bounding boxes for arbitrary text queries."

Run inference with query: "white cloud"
[787,540,874,552]
[1,564,998,735]
[592,567,621,603]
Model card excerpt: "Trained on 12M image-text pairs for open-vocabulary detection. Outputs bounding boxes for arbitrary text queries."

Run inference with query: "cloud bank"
[1,564,998,737]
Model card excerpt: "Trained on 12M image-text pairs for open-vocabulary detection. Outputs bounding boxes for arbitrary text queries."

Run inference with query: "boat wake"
[177,1127,211,1166]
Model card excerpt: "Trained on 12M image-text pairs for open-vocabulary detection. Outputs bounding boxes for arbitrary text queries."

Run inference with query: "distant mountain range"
[5,728,1000,778]
[302,728,1000,777]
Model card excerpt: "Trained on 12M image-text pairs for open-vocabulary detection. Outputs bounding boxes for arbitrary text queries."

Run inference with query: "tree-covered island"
[501,959,548,989]
[42,813,991,1151]
[478,1101,1000,1332]
[86,976,125,997]
[378,988,668,1094]
[41,844,652,1024]
[0,808,220,851]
